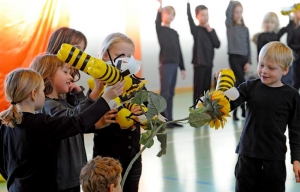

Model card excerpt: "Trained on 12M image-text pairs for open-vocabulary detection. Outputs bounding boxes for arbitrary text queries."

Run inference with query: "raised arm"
[155,0,163,34]
[225,1,235,28]
[187,2,196,36]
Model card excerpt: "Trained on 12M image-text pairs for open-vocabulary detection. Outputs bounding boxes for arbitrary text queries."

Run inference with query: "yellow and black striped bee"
[216,69,236,93]
[57,43,128,86]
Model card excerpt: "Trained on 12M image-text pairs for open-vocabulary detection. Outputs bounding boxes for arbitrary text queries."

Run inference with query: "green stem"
[121,117,189,188]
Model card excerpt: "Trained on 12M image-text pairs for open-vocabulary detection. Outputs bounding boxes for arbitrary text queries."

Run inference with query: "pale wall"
[67,0,291,91]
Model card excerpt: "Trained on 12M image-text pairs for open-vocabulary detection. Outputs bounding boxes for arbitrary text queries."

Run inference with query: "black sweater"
[230,79,300,163]
[187,3,220,67]
[93,78,143,176]
[257,26,290,58]
[287,21,300,61]
[42,95,95,190]
[1,98,110,192]
[155,12,185,70]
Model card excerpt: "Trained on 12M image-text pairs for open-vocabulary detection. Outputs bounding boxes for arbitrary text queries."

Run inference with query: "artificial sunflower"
[200,90,231,130]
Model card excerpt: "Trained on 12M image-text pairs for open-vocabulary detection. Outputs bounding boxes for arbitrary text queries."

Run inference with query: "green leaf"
[188,112,212,128]
[131,90,148,105]
[140,130,154,148]
[156,133,167,157]
[146,92,167,119]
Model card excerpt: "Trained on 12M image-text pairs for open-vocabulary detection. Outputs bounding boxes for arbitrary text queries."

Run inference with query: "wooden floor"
[0,92,300,191]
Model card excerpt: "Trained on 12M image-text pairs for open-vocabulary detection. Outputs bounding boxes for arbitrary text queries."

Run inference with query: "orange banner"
[125,0,142,77]
[0,0,70,111]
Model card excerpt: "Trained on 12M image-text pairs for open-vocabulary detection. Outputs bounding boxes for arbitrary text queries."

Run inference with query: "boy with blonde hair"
[218,42,300,191]
[155,0,186,128]
[80,156,122,192]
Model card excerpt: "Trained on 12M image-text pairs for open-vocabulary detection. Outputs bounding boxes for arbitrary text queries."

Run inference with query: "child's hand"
[69,82,82,93]
[102,81,124,102]
[157,0,162,11]
[89,79,105,101]
[131,106,143,116]
[95,109,118,129]
[293,161,300,183]
[205,23,213,32]
[181,70,186,80]
[244,63,251,72]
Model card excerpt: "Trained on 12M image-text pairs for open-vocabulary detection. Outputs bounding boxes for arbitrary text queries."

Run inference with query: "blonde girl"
[94,32,143,192]
[0,68,122,192]
[30,54,120,192]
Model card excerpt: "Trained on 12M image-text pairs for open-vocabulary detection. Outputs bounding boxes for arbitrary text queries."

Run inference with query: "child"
[45,27,91,192]
[225,0,251,121]
[30,54,118,192]
[218,42,300,191]
[80,156,122,192]
[93,32,143,192]
[255,12,292,85]
[187,0,220,103]
[0,68,123,192]
[156,0,186,128]
[286,10,300,90]
[47,27,87,106]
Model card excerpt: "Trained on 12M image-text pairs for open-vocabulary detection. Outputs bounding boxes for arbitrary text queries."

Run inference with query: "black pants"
[193,65,212,103]
[58,186,80,192]
[292,60,300,90]
[235,155,286,192]
[122,160,142,192]
[229,54,247,115]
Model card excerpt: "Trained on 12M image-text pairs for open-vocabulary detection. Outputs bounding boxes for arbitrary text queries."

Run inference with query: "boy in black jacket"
[156,0,186,128]
[187,0,220,103]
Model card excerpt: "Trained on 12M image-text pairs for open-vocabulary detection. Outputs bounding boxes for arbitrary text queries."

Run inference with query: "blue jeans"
[159,63,178,121]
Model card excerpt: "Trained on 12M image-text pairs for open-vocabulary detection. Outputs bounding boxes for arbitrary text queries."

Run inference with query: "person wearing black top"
[187,1,220,103]
[156,0,186,128]
[286,11,300,90]
[254,12,292,85]
[225,42,300,192]
[0,69,123,192]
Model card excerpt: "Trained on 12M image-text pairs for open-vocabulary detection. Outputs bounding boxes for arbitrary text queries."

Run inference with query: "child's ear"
[30,89,37,102]
[283,67,289,76]
[102,52,109,61]
[109,184,114,192]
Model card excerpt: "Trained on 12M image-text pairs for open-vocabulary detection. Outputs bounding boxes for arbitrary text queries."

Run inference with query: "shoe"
[171,123,183,127]
[166,124,174,128]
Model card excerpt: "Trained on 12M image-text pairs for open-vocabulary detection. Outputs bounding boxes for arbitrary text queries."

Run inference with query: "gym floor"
[0,92,299,191]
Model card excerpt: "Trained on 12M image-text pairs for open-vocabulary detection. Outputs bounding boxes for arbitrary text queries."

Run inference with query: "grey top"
[225,1,251,63]
[42,93,95,190]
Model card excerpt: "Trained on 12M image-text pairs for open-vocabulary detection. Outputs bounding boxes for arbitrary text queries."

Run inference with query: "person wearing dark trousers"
[226,0,251,121]
[156,0,186,128]
[225,42,300,192]
[286,11,300,90]
[187,1,220,103]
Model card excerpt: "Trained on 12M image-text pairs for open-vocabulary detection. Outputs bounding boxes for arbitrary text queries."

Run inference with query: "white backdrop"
[67,0,294,91]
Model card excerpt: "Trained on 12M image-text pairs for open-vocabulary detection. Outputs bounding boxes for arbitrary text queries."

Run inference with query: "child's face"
[233,6,243,23]
[103,42,134,63]
[196,9,209,25]
[162,10,175,24]
[73,40,86,51]
[35,81,46,111]
[257,58,288,87]
[264,20,276,32]
[51,64,73,95]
